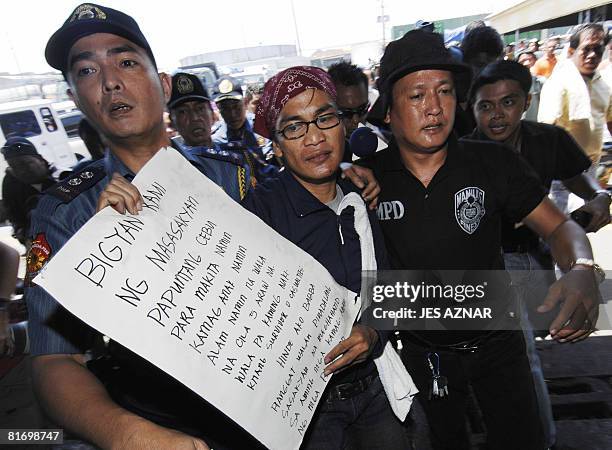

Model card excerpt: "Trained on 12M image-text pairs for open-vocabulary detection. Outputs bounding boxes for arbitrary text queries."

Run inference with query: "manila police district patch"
[455,187,485,234]
[25,233,52,286]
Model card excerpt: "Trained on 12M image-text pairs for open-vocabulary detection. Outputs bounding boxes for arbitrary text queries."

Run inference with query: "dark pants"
[401,331,545,450]
[301,375,409,450]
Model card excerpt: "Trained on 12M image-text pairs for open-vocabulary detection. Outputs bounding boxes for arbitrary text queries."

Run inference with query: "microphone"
[349,127,379,158]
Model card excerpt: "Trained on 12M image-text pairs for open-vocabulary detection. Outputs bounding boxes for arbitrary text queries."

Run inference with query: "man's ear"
[384,108,391,124]
[159,72,172,103]
[272,140,283,159]
[567,47,575,58]
[168,111,175,128]
[524,93,532,112]
[66,87,80,110]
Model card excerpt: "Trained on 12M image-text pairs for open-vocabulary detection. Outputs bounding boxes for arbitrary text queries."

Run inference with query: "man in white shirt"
[538,23,612,213]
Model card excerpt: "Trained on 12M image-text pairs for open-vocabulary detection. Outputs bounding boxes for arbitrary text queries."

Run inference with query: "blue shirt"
[241,170,388,385]
[212,118,278,185]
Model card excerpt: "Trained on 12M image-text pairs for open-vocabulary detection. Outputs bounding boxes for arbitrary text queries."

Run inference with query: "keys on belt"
[326,374,376,401]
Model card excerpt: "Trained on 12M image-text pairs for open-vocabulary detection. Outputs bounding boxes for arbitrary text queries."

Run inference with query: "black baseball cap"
[415,20,435,32]
[45,3,156,74]
[378,29,470,96]
[212,76,243,103]
[367,30,471,124]
[168,73,210,109]
[1,137,39,159]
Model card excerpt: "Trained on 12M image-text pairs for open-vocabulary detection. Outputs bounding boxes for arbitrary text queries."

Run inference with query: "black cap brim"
[377,61,471,112]
[384,62,470,95]
[45,21,156,72]
[214,93,243,103]
[168,95,211,109]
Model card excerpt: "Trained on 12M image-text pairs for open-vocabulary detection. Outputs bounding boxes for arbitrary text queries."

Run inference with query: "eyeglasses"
[339,103,370,119]
[275,112,341,140]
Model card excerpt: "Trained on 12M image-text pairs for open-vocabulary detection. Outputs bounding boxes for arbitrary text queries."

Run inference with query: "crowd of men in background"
[1,5,611,449]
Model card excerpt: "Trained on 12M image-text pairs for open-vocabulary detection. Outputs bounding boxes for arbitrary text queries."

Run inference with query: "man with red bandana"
[244,66,409,449]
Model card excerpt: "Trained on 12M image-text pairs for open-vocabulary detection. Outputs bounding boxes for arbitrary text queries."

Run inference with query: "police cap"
[1,137,39,160]
[212,76,243,103]
[168,73,211,109]
[45,3,156,73]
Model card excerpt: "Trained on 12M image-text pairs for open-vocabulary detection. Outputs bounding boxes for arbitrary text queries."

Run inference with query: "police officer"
[1,137,56,245]
[167,72,248,197]
[168,72,214,148]
[26,4,260,449]
[212,75,278,185]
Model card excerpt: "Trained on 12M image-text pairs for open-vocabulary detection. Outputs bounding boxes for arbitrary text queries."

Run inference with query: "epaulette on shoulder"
[46,163,106,203]
[193,145,245,167]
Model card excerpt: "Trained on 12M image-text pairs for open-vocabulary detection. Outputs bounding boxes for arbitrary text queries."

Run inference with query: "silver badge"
[68,178,82,186]
[69,4,107,22]
[80,171,94,179]
[454,187,485,235]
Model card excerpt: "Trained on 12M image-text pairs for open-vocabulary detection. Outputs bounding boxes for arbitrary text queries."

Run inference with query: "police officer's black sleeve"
[552,126,592,181]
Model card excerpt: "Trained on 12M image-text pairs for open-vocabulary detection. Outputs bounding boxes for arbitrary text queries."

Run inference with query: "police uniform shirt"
[359,135,546,271]
[212,118,278,184]
[466,121,591,253]
[184,143,250,200]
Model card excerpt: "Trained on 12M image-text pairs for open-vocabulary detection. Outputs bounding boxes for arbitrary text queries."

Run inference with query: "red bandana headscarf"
[253,66,337,139]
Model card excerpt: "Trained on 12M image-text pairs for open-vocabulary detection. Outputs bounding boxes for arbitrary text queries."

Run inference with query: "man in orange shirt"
[532,37,560,78]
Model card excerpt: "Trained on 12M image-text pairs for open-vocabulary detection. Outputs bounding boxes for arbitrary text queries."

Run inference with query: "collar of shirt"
[468,125,527,153]
[103,142,190,181]
[278,169,358,218]
[103,149,134,180]
[378,134,461,185]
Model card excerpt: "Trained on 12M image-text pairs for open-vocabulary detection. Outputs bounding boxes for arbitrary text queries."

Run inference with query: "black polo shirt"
[359,136,546,344]
[242,169,388,385]
[466,121,591,252]
[361,136,546,270]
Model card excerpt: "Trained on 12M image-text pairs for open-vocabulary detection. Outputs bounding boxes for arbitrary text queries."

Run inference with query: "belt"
[401,331,498,353]
[502,241,538,253]
[326,374,377,401]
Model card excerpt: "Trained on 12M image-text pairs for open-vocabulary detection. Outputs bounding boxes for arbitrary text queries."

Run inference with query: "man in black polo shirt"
[360,30,602,450]
[466,60,611,324]
[466,59,611,450]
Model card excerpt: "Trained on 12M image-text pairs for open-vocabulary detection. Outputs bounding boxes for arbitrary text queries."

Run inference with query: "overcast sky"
[0,0,521,73]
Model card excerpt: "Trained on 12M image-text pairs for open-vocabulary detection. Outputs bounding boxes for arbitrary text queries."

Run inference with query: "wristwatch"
[570,258,606,283]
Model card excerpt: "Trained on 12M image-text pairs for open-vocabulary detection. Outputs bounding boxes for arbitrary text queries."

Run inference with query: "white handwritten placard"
[35,147,361,450]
